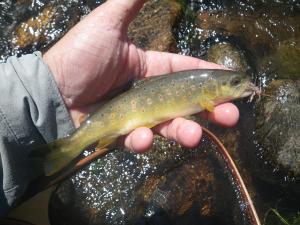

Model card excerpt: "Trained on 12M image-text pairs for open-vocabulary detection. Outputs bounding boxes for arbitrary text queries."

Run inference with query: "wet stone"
[206,42,250,73]
[128,0,183,52]
[11,2,85,54]
[195,11,300,58]
[259,39,300,80]
[0,0,91,61]
[188,0,300,16]
[247,80,300,188]
[12,5,57,49]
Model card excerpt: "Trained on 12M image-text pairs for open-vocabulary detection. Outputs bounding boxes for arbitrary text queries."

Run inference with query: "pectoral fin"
[79,114,89,125]
[199,98,215,112]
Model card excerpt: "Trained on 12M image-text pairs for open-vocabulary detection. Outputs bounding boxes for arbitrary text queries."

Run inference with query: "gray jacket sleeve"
[0,52,75,215]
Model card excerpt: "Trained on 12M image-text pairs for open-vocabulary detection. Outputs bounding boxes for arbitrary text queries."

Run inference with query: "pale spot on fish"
[147,98,153,105]
[158,95,164,102]
[98,121,104,127]
[123,118,140,131]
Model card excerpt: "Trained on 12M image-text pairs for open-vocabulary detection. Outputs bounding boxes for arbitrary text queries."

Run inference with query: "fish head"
[202,71,258,104]
[222,72,253,98]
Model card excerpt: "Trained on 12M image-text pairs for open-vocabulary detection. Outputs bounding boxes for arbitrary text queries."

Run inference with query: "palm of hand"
[44,7,143,109]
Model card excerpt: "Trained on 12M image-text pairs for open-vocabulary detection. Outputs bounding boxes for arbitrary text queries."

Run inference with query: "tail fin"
[31,138,78,176]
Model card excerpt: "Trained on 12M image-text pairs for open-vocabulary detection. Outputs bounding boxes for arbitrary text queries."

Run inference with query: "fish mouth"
[241,82,261,100]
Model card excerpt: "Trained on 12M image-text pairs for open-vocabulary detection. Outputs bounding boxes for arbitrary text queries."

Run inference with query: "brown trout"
[39,69,257,176]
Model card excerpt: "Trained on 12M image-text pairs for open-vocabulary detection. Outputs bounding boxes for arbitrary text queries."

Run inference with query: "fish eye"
[230,77,242,86]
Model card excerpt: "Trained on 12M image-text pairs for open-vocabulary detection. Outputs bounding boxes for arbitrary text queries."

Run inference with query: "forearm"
[0,52,75,215]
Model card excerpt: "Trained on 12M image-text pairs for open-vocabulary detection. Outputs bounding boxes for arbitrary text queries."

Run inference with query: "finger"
[123,127,153,153]
[94,0,145,32]
[154,118,202,148]
[143,51,226,77]
[200,103,240,127]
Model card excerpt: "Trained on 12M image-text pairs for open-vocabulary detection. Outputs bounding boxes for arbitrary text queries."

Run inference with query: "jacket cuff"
[0,52,75,213]
[4,51,75,143]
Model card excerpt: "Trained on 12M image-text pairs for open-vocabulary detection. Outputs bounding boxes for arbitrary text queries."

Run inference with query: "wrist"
[43,50,70,106]
[43,50,59,84]
[43,50,79,127]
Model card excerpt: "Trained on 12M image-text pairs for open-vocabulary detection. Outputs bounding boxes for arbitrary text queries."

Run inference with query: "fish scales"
[36,69,254,175]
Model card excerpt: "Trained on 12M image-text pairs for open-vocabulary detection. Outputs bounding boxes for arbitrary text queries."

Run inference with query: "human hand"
[43,0,239,153]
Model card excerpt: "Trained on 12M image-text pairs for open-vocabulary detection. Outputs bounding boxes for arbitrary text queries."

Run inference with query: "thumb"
[95,0,145,32]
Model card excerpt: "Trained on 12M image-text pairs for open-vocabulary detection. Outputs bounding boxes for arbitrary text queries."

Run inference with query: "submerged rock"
[196,11,300,58]
[206,42,250,72]
[247,80,300,188]
[189,0,299,16]
[259,39,300,80]
[128,0,183,52]
[0,1,90,60]
[49,137,188,225]
[49,135,251,225]
[11,2,83,54]
[12,5,57,49]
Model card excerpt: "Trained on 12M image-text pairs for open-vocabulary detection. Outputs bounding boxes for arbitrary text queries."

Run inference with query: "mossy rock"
[249,80,300,188]
[259,39,300,80]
